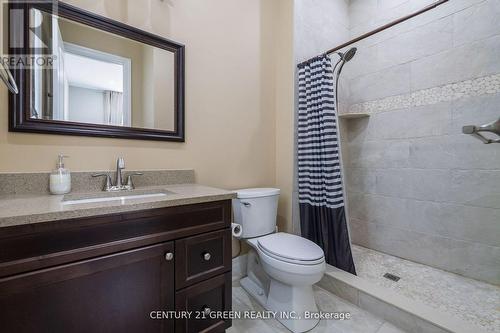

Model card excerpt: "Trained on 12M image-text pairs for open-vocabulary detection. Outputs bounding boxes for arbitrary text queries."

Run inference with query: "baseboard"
[317,264,488,333]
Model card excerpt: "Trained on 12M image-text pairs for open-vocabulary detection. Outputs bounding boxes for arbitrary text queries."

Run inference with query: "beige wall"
[0,0,295,234]
[273,1,295,233]
[1,1,281,177]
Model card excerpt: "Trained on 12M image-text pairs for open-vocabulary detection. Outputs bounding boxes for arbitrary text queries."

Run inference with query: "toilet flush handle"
[241,202,251,207]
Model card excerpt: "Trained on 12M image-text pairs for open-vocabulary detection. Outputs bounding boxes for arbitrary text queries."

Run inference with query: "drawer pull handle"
[165,252,174,261]
[203,252,211,261]
[202,306,211,316]
[241,202,251,207]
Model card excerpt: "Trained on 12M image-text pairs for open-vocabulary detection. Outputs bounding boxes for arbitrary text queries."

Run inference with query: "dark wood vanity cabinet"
[0,242,176,333]
[0,200,233,333]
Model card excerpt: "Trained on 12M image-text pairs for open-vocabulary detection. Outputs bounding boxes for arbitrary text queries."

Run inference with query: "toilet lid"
[236,188,280,199]
[257,233,324,263]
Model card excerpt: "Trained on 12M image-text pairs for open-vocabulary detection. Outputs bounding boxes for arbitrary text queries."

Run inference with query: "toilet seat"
[257,232,325,265]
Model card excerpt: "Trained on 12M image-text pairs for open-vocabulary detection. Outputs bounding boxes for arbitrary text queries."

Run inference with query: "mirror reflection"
[30,9,176,131]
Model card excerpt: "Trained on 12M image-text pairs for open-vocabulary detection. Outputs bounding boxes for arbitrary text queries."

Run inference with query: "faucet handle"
[92,173,112,191]
[126,172,143,190]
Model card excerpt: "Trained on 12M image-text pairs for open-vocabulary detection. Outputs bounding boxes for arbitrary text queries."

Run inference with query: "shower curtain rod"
[300,0,449,65]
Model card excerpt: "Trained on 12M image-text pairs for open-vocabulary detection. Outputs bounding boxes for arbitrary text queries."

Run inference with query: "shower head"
[334,47,357,62]
[342,47,357,62]
[336,48,356,76]
[333,47,357,77]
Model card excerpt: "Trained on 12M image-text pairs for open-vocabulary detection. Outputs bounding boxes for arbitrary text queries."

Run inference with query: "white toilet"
[233,188,326,333]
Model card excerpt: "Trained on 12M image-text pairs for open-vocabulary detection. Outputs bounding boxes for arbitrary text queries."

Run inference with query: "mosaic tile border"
[346,73,500,114]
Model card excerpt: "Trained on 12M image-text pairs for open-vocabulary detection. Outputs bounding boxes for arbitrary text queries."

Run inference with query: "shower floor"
[351,245,500,332]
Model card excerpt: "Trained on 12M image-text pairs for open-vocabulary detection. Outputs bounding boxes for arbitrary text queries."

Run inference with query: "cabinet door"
[175,273,231,333]
[0,242,175,333]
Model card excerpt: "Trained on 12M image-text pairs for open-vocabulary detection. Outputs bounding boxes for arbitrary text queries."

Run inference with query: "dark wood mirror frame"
[8,1,185,142]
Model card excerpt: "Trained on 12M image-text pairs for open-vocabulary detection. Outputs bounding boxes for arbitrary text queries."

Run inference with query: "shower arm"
[462,118,500,144]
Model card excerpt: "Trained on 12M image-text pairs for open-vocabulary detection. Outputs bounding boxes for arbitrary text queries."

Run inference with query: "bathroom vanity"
[0,175,234,333]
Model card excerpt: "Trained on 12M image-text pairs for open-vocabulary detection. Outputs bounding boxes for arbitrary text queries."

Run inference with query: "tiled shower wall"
[339,0,500,284]
[294,0,349,63]
[292,0,350,233]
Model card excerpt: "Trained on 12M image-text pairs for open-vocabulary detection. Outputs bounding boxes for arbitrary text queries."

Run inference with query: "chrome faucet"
[92,157,143,191]
[115,157,125,188]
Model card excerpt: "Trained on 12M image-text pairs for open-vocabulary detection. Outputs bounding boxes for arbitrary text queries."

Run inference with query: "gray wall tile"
[378,16,453,68]
[378,0,409,11]
[408,137,457,169]
[296,0,500,284]
[408,200,500,247]
[349,0,378,29]
[345,167,377,194]
[349,193,411,229]
[448,170,500,208]
[375,168,412,198]
[347,140,410,169]
[350,64,410,104]
[294,0,350,62]
[453,0,500,46]
[373,103,450,140]
[448,240,500,285]
[453,34,500,83]
[339,0,500,284]
[351,220,455,270]
[410,34,500,91]
[457,205,500,247]
[408,169,452,202]
[342,117,377,144]
[410,48,456,91]
[451,93,500,134]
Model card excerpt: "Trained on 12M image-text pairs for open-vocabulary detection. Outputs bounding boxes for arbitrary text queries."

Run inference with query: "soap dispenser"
[50,154,71,195]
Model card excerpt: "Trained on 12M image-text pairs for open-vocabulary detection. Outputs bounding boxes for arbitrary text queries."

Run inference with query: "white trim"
[63,42,132,126]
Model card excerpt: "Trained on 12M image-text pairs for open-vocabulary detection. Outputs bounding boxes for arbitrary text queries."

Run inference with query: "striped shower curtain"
[297,55,356,274]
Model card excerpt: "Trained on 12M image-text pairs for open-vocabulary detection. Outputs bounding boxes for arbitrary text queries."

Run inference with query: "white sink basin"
[62,192,168,206]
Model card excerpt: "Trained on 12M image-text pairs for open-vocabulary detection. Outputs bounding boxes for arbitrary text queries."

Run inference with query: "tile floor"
[228,280,407,333]
[351,245,500,332]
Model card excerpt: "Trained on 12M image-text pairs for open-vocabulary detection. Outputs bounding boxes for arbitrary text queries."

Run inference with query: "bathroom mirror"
[8,1,184,141]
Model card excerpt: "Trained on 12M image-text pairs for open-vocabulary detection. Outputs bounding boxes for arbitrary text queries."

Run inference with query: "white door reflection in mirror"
[63,43,131,126]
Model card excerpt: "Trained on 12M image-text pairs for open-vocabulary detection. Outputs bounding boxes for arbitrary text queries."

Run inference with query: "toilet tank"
[232,188,280,238]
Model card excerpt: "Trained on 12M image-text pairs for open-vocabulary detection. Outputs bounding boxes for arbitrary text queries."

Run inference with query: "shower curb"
[318,264,489,333]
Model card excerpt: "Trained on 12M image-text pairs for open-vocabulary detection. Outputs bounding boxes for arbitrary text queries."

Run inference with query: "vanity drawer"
[175,272,231,333]
[175,229,231,289]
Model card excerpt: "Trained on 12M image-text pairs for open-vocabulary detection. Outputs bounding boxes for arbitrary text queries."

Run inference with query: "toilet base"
[240,276,320,333]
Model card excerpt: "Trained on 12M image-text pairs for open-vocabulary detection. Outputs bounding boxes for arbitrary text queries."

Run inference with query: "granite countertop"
[0,184,236,228]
